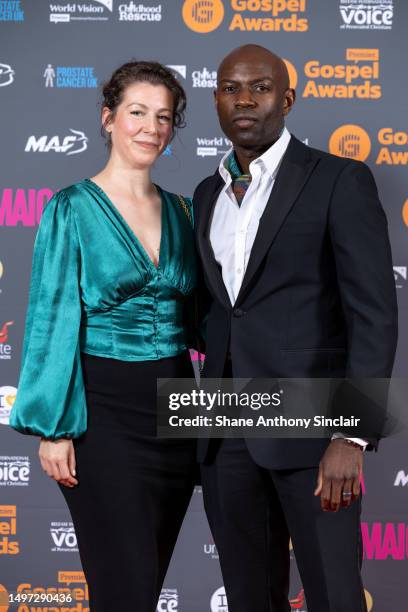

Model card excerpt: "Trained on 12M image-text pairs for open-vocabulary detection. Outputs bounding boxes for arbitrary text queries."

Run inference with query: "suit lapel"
[196,174,231,309]
[235,137,320,307]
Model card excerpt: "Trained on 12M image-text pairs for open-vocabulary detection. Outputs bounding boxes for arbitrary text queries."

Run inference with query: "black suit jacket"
[193,135,398,469]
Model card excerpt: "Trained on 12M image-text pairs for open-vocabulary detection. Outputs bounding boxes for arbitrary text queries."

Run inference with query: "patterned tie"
[227,152,252,207]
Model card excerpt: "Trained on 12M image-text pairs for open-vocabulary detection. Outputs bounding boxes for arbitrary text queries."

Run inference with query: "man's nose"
[235,89,256,108]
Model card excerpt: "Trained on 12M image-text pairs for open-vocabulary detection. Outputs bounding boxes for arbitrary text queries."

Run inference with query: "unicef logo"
[211,586,228,612]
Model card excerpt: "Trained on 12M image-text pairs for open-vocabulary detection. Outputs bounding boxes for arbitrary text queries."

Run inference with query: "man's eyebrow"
[218,76,275,84]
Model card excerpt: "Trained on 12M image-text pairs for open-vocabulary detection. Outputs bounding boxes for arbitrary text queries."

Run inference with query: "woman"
[10,61,198,611]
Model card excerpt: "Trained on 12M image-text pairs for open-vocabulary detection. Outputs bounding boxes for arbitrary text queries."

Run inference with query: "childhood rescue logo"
[329,124,408,164]
[0,188,53,226]
[182,0,309,33]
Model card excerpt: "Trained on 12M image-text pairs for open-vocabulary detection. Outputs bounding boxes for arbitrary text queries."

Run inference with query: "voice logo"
[196,136,231,157]
[0,62,14,87]
[394,267,407,289]
[50,522,78,552]
[394,470,408,487]
[157,588,178,611]
[25,130,88,155]
[50,0,112,23]
[0,386,16,426]
[339,0,393,31]
[0,457,30,487]
[211,586,228,612]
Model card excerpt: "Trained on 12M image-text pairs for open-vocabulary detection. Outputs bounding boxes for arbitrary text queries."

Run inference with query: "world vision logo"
[303,48,381,99]
[402,200,408,227]
[365,590,373,611]
[329,125,371,161]
[182,0,225,32]
[284,59,297,89]
[0,583,9,611]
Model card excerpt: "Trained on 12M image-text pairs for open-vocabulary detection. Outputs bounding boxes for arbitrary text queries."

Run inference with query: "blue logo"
[44,65,98,88]
[0,1,24,21]
[162,144,173,157]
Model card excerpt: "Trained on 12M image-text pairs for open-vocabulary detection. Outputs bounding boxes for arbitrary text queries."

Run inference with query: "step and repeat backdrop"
[1,1,407,610]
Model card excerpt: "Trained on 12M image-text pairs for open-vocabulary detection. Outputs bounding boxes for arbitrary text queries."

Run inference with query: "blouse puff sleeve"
[9,189,87,441]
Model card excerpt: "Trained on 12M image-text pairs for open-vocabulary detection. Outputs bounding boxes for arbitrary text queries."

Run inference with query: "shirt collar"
[219,126,291,185]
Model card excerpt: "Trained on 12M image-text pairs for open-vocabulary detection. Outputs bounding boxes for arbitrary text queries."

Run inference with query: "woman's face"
[103,81,174,169]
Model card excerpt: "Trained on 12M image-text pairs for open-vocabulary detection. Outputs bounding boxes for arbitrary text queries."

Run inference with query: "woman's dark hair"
[101,60,187,146]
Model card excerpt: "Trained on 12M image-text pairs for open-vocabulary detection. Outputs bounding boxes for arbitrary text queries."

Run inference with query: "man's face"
[215,54,290,151]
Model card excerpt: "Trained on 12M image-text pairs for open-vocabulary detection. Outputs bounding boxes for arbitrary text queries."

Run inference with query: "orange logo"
[364,589,373,611]
[329,125,371,161]
[283,59,298,90]
[182,0,224,33]
[402,199,408,227]
[0,584,9,611]
[0,322,13,344]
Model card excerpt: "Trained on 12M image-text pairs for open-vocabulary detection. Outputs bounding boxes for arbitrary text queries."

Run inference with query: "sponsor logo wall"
[0,1,407,610]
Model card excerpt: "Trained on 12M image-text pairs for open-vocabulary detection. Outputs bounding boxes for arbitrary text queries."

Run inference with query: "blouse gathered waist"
[9,179,197,441]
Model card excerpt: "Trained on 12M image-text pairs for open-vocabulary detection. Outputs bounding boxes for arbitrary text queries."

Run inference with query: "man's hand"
[314,438,363,512]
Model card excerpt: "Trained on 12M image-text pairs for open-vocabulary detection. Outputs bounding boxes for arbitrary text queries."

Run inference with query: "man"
[193,45,397,612]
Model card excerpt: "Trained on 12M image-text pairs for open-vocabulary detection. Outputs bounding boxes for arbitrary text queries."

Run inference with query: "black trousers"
[59,351,197,612]
[201,437,367,612]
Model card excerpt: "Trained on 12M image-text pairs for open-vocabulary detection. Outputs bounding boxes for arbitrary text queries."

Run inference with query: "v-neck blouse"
[10,180,197,440]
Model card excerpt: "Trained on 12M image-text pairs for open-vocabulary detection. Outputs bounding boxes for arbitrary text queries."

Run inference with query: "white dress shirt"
[209,127,367,451]
[210,127,291,305]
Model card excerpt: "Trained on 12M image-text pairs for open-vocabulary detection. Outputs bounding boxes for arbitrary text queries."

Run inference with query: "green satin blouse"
[9,179,197,440]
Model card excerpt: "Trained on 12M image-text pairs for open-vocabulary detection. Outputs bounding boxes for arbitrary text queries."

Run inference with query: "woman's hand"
[39,438,78,488]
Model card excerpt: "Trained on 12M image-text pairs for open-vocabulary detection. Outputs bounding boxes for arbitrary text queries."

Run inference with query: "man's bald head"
[214,44,295,171]
[218,44,290,93]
